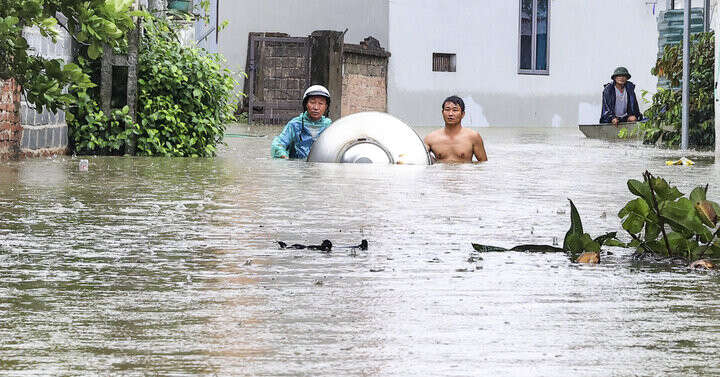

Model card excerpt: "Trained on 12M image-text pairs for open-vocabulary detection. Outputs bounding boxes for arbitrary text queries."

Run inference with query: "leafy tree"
[0,0,139,114]
[631,32,715,148]
[69,16,241,157]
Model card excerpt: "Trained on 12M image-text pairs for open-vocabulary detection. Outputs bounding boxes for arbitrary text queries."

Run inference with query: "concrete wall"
[218,0,389,78]
[387,0,662,127]
[19,26,72,156]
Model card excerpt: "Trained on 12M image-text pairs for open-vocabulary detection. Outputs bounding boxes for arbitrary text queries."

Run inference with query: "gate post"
[0,79,21,160]
[310,31,345,120]
[100,19,140,155]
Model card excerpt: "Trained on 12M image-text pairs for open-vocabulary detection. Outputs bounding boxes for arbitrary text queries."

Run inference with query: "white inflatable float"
[307,112,432,165]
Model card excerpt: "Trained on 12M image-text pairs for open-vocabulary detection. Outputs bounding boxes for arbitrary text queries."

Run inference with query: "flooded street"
[1,126,719,376]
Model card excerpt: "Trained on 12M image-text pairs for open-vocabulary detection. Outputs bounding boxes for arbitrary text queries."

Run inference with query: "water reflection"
[0,126,718,375]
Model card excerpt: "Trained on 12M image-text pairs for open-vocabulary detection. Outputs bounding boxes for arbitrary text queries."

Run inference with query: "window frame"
[517,0,550,75]
[432,52,457,73]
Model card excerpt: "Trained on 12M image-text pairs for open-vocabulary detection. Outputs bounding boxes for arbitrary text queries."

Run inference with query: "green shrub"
[134,17,241,157]
[68,15,242,157]
[634,32,714,148]
[0,0,138,113]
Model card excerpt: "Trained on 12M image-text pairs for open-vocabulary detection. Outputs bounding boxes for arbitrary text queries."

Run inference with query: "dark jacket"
[600,81,643,123]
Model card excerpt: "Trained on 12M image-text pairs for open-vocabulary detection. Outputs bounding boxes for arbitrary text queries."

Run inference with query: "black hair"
[442,95,465,112]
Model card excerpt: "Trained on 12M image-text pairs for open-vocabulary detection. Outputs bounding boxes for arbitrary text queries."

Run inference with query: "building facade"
[387,0,662,127]
[217,0,711,127]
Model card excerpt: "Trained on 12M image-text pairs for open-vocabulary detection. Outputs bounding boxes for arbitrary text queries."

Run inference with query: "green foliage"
[633,32,715,148]
[562,199,618,260]
[618,171,720,260]
[133,17,240,157]
[0,0,141,113]
[69,16,243,157]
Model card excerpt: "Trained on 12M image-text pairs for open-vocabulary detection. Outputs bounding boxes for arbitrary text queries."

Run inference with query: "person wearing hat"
[600,67,643,125]
[271,85,332,159]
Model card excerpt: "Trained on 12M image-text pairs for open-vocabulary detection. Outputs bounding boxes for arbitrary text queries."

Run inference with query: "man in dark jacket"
[600,67,643,125]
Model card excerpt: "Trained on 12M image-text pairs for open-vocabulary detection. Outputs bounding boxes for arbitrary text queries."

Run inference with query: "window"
[433,53,456,72]
[518,0,549,74]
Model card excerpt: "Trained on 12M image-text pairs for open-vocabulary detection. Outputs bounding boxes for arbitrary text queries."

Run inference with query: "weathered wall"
[310,31,344,119]
[219,0,389,79]
[714,0,719,159]
[246,33,310,124]
[19,26,72,156]
[387,0,663,127]
[341,41,390,117]
[0,79,22,159]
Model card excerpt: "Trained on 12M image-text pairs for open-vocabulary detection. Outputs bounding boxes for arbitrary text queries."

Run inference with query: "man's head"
[611,67,631,86]
[303,85,331,121]
[441,95,465,127]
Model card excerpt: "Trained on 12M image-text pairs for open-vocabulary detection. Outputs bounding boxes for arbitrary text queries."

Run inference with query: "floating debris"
[277,240,332,252]
[665,157,694,166]
[78,159,89,172]
[689,260,715,270]
[576,252,600,264]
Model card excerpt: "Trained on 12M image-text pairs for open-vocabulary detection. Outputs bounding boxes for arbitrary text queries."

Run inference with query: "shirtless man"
[424,96,488,163]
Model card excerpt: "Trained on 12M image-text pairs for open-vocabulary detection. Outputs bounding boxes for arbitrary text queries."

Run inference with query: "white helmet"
[303,85,331,105]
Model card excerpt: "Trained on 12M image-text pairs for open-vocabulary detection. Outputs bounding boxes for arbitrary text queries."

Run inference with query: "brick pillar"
[0,79,21,160]
[310,31,345,120]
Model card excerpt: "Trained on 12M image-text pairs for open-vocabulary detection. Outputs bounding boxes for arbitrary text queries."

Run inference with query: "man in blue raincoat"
[600,67,643,125]
[271,85,332,159]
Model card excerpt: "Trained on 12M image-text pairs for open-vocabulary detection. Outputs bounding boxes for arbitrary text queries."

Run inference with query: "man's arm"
[423,135,433,155]
[473,132,488,162]
[600,86,616,124]
[271,123,295,159]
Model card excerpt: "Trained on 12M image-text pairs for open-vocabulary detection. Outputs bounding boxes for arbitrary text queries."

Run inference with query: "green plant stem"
[695,227,720,259]
[628,232,655,255]
[645,171,673,256]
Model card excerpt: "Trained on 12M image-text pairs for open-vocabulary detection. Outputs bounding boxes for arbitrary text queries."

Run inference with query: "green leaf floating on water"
[470,244,564,253]
[565,233,600,253]
[660,198,713,242]
[471,244,508,252]
[563,199,583,250]
[509,245,565,253]
[618,198,651,234]
[593,232,618,246]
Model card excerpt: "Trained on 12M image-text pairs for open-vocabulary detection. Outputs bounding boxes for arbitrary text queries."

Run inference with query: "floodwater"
[1,125,719,376]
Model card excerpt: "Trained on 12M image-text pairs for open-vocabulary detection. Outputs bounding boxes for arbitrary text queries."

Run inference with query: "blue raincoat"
[271,112,332,159]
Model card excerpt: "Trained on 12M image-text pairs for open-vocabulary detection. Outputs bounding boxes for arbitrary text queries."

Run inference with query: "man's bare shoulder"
[424,128,445,143]
[460,128,483,141]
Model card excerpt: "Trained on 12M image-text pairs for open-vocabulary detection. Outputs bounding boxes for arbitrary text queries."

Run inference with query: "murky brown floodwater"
[1,125,719,376]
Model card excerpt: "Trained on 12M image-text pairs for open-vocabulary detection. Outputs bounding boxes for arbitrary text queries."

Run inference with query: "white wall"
[218,0,389,76]
[387,0,661,127]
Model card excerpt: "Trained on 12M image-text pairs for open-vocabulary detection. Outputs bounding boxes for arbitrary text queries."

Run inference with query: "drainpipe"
[681,0,690,150]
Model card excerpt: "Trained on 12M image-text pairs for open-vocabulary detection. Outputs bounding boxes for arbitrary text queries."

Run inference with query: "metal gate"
[247,35,312,125]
